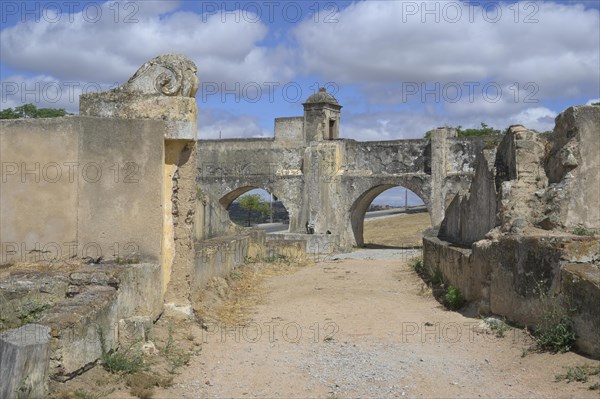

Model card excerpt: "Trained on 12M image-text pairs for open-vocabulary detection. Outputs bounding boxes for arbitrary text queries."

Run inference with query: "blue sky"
[1,0,599,139]
[1,1,599,204]
[242,186,425,207]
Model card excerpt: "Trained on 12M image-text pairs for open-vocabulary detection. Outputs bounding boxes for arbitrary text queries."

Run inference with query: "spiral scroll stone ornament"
[120,54,199,97]
[79,54,199,140]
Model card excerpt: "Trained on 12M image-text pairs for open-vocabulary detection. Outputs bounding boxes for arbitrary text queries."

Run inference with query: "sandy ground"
[50,215,599,398]
[51,256,600,398]
[150,250,599,398]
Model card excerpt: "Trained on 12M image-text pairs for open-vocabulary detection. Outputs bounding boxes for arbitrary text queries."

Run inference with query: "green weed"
[98,329,145,374]
[445,286,465,310]
[555,364,600,383]
[409,257,424,275]
[534,294,576,353]
[573,227,595,237]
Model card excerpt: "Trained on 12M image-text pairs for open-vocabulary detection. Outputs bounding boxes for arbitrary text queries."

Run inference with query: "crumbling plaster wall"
[79,54,200,310]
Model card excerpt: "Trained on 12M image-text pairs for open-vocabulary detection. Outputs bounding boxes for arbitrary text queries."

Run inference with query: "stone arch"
[218,185,293,230]
[349,178,432,247]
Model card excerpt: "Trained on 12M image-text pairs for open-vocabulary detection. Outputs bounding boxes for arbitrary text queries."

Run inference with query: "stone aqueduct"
[2,54,599,398]
[198,88,488,248]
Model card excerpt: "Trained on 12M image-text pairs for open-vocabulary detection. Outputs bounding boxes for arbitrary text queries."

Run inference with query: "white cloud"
[341,104,558,141]
[2,1,595,141]
[505,107,557,132]
[341,110,450,140]
[0,74,117,112]
[198,108,271,139]
[0,1,294,85]
[293,1,600,103]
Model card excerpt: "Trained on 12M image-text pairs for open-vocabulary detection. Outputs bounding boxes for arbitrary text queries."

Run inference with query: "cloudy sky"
[1,0,599,141]
[2,1,597,205]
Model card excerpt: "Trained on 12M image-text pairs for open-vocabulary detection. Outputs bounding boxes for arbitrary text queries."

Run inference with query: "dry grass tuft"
[126,371,174,399]
[195,258,312,327]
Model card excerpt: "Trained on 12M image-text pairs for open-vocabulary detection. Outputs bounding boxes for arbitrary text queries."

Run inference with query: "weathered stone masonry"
[425,106,600,357]
[1,54,202,396]
[197,89,488,249]
[2,53,598,399]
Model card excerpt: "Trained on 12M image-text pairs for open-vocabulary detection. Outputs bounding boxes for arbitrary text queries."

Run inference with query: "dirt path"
[156,250,599,398]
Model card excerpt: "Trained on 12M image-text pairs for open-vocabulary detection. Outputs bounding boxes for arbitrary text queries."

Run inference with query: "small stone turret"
[302,87,342,142]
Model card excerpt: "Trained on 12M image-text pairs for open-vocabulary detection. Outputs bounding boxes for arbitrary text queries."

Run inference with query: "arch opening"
[220,187,290,233]
[350,185,431,248]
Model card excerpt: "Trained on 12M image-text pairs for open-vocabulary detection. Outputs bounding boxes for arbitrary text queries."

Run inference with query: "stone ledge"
[423,235,600,357]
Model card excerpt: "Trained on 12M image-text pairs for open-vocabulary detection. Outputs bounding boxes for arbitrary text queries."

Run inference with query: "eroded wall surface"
[440,106,600,245]
[426,105,600,357]
[424,235,600,356]
[197,130,484,248]
[0,54,203,398]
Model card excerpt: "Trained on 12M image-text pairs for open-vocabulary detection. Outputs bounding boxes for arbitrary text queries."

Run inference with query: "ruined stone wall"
[446,136,490,174]
[1,55,207,398]
[425,105,600,357]
[440,105,599,245]
[439,149,497,245]
[190,230,266,316]
[423,235,600,357]
[545,106,600,230]
[0,261,164,394]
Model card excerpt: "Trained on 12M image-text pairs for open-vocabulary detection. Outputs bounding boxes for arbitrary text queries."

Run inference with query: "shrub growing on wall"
[0,103,67,119]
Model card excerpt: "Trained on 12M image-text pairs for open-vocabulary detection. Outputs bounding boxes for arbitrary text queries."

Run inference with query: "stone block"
[118,316,153,347]
[0,324,51,399]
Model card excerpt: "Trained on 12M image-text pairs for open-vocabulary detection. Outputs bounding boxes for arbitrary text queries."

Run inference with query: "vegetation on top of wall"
[456,123,503,137]
[0,103,69,119]
[424,122,503,138]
